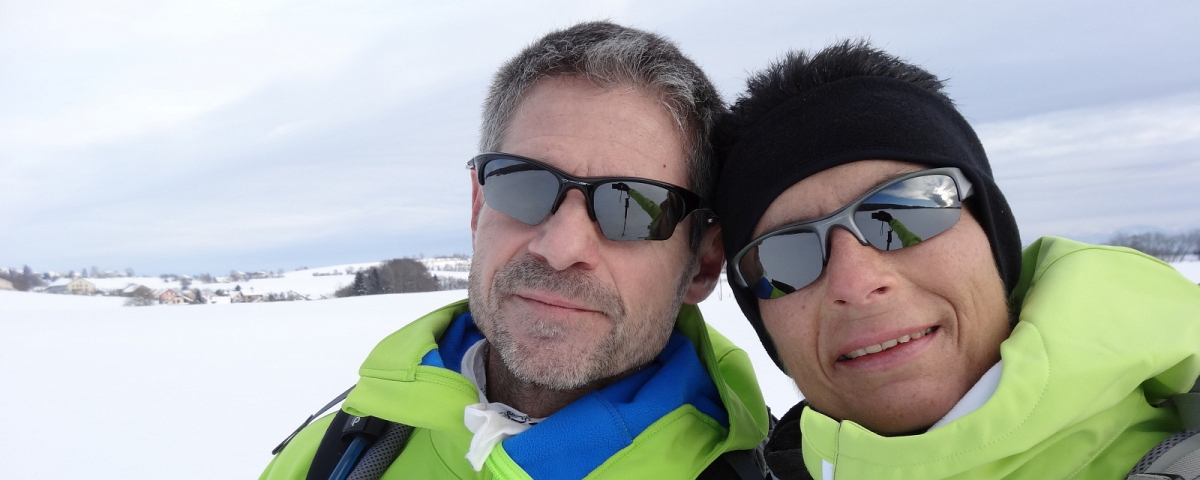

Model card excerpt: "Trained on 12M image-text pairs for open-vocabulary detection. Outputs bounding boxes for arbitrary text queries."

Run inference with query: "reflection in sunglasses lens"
[748,231,822,300]
[482,159,560,225]
[855,175,961,251]
[595,182,677,241]
[744,173,964,299]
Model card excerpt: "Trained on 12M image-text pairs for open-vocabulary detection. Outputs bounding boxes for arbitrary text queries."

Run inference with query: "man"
[713,40,1200,479]
[261,22,769,480]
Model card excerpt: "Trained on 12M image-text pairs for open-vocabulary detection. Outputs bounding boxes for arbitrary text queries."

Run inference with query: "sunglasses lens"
[593,181,683,241]
[741,230,824,300]
[480,157,560,225]
[854,174,962,251]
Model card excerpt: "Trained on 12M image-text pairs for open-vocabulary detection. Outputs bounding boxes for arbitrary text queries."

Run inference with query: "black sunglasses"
[467,152,707,241]
[731,167,974,300]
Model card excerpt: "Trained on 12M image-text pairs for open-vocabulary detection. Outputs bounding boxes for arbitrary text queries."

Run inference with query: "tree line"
[0,266,46,291]
[1107,229,1200,262]
[335,258,467,297]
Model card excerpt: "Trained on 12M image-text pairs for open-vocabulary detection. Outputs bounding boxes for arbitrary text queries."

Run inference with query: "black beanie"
[714,76,1021,370]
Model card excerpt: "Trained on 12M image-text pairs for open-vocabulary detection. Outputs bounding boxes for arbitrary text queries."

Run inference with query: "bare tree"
[124,289,157,307]
[1108,229,1200,262]
[0,265,45,291]
[437,276,469,291]
[378,258,438,293]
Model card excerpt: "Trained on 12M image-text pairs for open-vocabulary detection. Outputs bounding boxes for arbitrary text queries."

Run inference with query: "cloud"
[977,91,1200,243]
[879,175,959,207]
[2,0,1199,273]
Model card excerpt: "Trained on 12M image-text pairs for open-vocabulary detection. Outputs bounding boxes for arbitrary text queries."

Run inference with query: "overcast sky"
[2,0,1198,275]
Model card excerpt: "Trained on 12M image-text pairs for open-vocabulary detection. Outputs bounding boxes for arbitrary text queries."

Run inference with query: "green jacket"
[886,218,921,248]
[794,237,1200,479]
[261,300,769,479]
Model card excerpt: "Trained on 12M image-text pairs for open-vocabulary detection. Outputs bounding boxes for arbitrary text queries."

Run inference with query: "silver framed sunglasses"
[731,167,974,300]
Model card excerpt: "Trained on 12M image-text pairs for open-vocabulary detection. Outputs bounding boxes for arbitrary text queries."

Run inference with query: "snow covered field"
[1,262,1196,479]
[0,284,793,479]
[74,260,469,300]
[1175,261,1200,283]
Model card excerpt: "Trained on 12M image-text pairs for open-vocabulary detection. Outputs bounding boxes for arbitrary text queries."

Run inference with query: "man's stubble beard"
[468,252,697,391]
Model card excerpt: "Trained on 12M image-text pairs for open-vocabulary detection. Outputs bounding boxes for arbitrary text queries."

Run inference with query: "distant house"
[119,284,152,297]
[44,278,96,295]
[283,291,309,301]
[183,290,208,305]
[67,279,97,295]
[243,293,264,303]
[230,290,264,303]
[43,278,71,293]
[0,278,14,291]
[155,289,180,304]
[163,295,190,306]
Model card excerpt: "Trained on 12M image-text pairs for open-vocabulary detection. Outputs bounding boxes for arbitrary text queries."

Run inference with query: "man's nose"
[527,189,601,271]
[822,227,897,306]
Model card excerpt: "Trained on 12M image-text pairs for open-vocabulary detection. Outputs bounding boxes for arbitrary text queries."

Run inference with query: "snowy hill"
[1,261,1195,479]
[43,257,471,300]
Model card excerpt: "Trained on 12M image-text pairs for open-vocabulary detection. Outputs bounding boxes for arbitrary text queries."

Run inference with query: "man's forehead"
[499,76,689,185]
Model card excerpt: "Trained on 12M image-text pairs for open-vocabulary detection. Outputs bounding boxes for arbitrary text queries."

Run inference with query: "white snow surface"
[0,284,793,480]
[2,262,1195,479]
[1174,261,1200,284]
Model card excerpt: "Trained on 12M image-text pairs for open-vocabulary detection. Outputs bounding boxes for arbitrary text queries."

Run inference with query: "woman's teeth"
[842,327,936,360]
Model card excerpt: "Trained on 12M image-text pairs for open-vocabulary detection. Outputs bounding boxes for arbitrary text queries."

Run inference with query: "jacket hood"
[796,238,1200,479]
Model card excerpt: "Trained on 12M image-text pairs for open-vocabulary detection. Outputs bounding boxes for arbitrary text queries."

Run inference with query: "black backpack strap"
[344,422,415,480]
[306,412,393,480]
[307,410,356,480]
[273,385,355,455]
[1173,378,1200,431]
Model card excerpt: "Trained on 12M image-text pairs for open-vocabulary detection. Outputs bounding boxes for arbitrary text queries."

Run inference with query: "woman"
[713,40,1200,480]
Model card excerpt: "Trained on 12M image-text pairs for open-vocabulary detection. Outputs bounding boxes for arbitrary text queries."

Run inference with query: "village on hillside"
[0,255,471,306]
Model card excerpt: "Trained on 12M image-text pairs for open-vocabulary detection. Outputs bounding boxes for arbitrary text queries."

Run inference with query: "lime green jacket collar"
[800,237,1200,479]
[344,300,770,478]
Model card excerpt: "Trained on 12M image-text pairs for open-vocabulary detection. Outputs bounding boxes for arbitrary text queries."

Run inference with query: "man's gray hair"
[480,21,725,206]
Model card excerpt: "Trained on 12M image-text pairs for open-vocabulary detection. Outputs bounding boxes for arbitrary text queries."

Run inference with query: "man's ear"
[470,171,484,244]
[684,223,725,305]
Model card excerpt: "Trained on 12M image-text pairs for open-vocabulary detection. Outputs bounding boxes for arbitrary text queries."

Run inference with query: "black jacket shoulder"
[764,401,814,480]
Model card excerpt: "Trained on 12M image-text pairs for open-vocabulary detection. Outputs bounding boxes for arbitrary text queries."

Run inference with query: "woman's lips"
[838,326,939,361]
